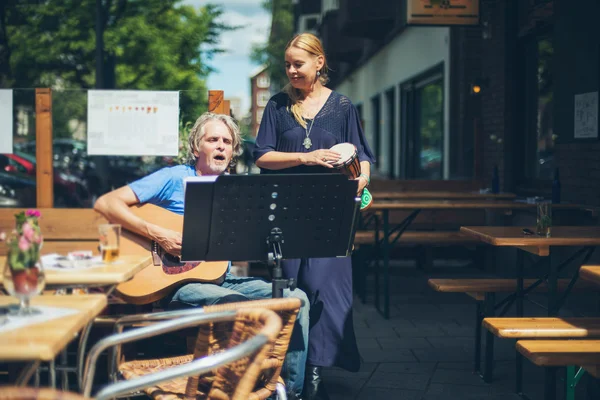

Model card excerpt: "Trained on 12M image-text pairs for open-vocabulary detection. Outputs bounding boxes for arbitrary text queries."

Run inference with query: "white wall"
[335,27,451,178]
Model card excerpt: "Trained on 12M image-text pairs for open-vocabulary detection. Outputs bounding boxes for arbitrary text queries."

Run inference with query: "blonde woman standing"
[254,33,374,400]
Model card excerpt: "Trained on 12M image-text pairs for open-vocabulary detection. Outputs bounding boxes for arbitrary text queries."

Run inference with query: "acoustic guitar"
[115,203,229,305]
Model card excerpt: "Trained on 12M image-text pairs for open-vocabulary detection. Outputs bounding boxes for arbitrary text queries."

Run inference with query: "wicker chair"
[110,297,302,400]
[0,309,281,400]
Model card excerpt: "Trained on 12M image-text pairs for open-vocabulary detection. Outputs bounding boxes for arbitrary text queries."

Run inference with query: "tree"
[1,0,233,124]
[250,0,294,90]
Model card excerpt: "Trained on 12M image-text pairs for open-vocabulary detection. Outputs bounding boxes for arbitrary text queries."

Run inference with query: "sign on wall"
[573,91,598,140]
[87,90,180,156]
[0,89,13,154]
[407,0,480,26]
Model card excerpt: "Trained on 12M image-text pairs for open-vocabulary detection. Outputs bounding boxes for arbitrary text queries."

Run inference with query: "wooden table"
[0,295,107,361]
[460,226,600,315]
[460,226,600,257]
[371,191,516,200]
[460,226,600,391]
[365,200,585,319]
[0,254,152,288]
[0,294,107,385]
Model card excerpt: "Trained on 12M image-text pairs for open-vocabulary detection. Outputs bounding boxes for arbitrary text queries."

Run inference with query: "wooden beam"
[208,90,225,115]
[35,88,53,208]
[223,100,231,116]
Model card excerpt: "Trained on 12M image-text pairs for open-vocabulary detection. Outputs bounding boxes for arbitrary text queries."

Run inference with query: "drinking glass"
[98,224,121,263]
[536,201,552,237]
[2,258,46,316]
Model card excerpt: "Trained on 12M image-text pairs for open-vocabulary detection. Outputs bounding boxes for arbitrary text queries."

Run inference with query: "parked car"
[0,152,92,207]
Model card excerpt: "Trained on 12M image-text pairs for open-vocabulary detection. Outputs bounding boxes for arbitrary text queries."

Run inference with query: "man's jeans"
[171,273,309,396]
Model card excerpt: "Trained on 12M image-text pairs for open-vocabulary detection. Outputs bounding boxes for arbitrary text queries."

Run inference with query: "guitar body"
[115,203,229,305]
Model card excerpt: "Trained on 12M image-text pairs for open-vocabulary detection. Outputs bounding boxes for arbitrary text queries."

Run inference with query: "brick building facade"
[249,66,272,137]
[300,0,599,205]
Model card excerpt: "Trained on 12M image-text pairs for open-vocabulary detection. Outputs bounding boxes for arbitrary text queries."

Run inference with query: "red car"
[0,152,91,207]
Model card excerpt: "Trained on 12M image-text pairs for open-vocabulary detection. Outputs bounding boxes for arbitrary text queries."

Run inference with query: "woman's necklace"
[302,89,322,150]
[303,118,315,149]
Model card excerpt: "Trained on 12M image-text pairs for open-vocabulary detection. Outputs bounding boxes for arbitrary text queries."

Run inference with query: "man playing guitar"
[94,112,309,400]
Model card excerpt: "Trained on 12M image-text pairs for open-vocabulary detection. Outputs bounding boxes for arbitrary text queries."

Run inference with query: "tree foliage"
[250,0,293,90]
[1,0,233,123]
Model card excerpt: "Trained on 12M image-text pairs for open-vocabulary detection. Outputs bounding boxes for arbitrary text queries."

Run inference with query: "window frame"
[399,63,445,179]
[514,25,555,194]
[256,90,270,107]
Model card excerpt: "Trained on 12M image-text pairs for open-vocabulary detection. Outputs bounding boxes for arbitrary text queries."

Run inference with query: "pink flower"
[0,232,6,241]
[34,234,43,244]
[18,236,30,252]
[22,222,35,242]
[26,210,41,218]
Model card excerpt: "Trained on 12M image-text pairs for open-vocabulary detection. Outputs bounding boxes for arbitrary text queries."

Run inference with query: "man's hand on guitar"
[150,225,182,256]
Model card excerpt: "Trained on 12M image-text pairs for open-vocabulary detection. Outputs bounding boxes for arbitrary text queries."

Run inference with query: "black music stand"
[181,173,361,298]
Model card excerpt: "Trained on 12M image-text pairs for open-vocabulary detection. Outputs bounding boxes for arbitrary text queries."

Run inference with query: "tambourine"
[329,143,373,211]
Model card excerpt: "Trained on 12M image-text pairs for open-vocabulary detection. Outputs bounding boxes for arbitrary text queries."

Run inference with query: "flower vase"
[3,257,45,316]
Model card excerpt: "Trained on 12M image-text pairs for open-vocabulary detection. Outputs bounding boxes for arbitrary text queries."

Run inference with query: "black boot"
[303,365,330,400]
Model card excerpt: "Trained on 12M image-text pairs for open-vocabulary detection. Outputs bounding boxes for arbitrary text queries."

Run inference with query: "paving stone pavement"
[319,265,598,400]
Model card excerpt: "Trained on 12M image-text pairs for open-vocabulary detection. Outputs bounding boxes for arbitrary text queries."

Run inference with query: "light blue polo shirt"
[128,165,231,270]
[128,165,196,216]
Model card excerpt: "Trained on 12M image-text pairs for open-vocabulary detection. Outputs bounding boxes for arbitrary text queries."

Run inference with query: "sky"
[182,0,271,117]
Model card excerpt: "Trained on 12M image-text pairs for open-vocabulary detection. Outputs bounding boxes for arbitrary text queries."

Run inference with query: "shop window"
[401,66,444,179]
[522,35,554,181]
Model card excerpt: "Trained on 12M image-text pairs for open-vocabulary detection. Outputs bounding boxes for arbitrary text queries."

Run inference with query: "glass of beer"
[98,224,121,263]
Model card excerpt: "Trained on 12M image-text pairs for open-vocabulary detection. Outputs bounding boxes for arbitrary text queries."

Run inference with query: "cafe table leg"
[482,292,495,383]
[516,250,524,317]
[546,251,557,316]
[15,361,41,386]
[77,320,95,391]
[545,367,557,400]
[513,248,528,393]
[374,213,381,312]
[515,248,525,394]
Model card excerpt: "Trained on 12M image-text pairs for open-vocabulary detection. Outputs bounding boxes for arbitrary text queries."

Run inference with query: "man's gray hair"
[187,112,243,168]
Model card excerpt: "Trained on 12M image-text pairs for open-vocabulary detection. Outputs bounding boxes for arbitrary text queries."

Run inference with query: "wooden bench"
[484,317,600,394]
[0,208,149,307]
[517,340,600,399]
[0,208,107,256]
[352,230,485,306]
[354,230,483,269]
[354,230,481,246]
[428,278,596,301]
[580,265,600,286]
[483,317,600,339]
[427,278,597,384]
[517,340,600,373]
[369,178,483,192]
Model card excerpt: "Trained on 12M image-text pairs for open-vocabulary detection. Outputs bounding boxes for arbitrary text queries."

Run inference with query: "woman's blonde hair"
[283,33,329,128]
[187,112,242,169]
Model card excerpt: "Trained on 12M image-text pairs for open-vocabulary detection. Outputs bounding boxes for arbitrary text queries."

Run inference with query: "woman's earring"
[317,70,321,77]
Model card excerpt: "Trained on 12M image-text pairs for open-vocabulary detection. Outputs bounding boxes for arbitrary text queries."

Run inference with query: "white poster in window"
[87,90,180,156]
[574,91,598,139]
[0,89,13,154]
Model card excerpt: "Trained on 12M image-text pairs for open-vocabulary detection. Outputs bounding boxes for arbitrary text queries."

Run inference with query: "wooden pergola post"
[208,90,226,114]
[35,88,54,207]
